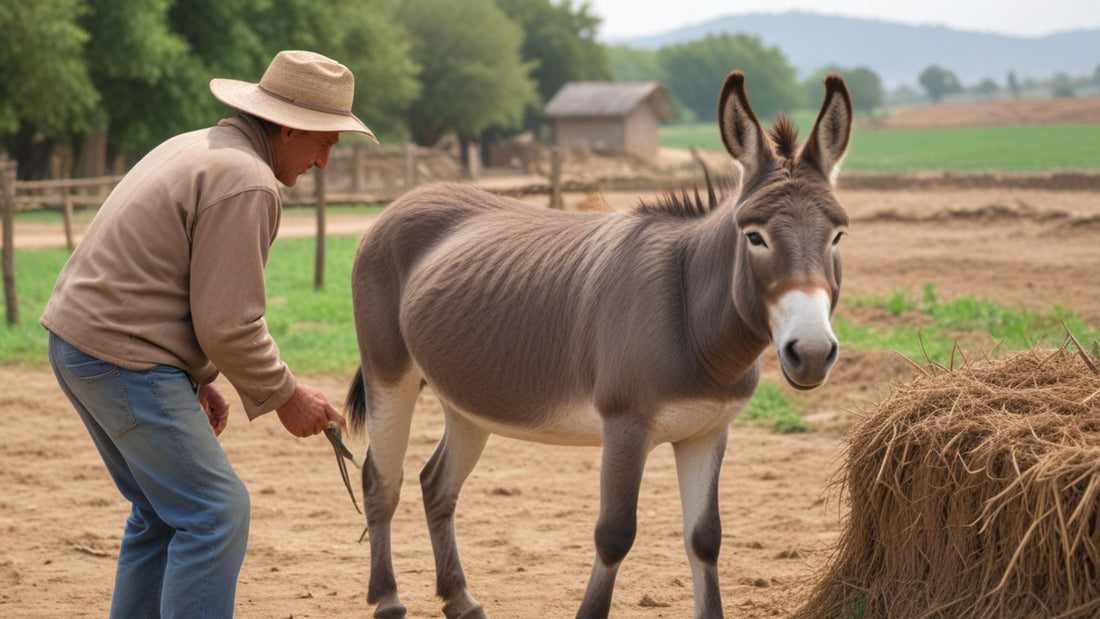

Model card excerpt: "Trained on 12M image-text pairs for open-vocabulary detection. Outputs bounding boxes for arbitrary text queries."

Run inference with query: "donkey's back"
[351,182,713,445]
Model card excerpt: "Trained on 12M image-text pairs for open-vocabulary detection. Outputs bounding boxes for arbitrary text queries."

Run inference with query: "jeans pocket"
[58,343,138,437]
[62,345,117,380]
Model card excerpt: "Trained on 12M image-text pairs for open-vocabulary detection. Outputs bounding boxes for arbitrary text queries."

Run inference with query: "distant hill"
[613,11,1100,89]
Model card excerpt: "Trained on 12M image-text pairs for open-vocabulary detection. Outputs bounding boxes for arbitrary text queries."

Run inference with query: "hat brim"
[210,78,378,143]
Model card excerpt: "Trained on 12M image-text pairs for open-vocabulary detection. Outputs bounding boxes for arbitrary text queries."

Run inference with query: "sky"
[587,0,1100,41]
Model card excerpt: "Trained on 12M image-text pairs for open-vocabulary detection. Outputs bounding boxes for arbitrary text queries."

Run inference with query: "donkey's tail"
[345,365,368,435]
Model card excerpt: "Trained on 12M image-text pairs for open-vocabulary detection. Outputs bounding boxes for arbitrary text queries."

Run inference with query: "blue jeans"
[48,332,249,619]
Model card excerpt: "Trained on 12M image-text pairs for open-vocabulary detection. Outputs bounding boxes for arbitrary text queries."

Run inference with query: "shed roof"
[543,81,678,120]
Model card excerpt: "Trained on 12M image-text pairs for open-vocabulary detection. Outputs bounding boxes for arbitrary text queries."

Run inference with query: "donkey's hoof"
[373,605,407,619]
[444,602,486,619]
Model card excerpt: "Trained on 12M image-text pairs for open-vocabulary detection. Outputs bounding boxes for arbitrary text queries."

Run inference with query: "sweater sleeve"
[190,188,296,419]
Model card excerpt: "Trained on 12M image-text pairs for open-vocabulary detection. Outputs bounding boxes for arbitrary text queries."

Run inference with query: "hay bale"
[796,348,1100,619]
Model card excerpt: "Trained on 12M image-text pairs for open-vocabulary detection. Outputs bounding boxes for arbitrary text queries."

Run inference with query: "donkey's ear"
[799,73,853,186]
[718,71,774,186]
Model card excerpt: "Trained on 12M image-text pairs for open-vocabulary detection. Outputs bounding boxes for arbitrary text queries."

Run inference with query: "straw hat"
[210,50,378,142]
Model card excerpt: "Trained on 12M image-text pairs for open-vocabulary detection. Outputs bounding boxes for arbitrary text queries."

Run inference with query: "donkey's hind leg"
[672,425,730,619]
[362,370,423,619]
[420,406,490,619]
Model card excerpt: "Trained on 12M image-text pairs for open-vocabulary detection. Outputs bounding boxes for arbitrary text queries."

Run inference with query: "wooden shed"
[543,81,678,162]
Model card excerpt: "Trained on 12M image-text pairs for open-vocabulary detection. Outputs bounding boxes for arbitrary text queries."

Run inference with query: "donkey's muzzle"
[769,288,839,390]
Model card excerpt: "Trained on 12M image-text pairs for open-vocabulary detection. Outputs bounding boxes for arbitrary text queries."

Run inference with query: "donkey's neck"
[681,207,770,392]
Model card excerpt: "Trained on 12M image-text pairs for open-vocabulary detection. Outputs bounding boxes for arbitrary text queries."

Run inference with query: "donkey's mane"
[633,164,731,219]
[769,115,801,161]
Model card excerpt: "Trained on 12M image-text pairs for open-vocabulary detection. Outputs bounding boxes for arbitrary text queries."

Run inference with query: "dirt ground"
[860,94,1100,129]
[5,90,1100,616]
[4,179,1099,618]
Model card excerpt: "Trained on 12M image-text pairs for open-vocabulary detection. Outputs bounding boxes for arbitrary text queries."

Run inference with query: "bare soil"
[5,93,1100,616]
[860,94,1100,129]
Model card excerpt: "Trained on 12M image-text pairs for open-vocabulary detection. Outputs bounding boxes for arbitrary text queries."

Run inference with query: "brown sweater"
[41,114,296,419]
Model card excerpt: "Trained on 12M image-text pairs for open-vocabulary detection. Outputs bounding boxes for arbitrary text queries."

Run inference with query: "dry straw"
[796,337,1100,619]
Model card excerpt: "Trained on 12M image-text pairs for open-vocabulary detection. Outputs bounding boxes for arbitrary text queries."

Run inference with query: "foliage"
[0,0,99,170]
[0,0,98,136]
[398,0,538,146]
[805,65,883,115]
[607,45,662,82]
[1051,73,1076,98]
[80,0,201,160]
[975,78,999,98]
[2,0,419,177]
[237,0,421,143]
[657,33,801,123]
[495,0,610,105]
[918,65,963,102]
[492,0,611,139]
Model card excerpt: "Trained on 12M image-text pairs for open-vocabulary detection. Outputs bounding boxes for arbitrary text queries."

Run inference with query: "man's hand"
[276,383,346,438]
[198,383,231,436]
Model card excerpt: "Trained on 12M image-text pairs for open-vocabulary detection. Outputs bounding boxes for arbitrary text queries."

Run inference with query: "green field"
[6,222,1097,372]
[660,122,1100,172]
[5,217,1099,434]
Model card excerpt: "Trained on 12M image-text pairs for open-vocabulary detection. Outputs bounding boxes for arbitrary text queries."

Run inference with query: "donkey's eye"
[746,232,768,248]
[832,231,845,246]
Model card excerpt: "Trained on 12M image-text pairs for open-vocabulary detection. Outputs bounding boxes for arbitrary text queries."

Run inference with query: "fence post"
[549,147,563,209]
[59,148,75,250]
[404,143,417,190]
[313,166,327,291]
[1,159,18,325]
[351,145,365,195]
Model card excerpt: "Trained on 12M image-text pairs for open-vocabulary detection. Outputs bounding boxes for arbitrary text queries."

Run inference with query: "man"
[41,50,377,618]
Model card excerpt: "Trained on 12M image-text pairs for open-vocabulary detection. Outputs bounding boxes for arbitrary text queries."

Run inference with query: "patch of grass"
[661,123,1100,172]
[264,235,362,374]
[840,285,1100,364]
[0,230,369,373]
[0,247,71,366]
[740,379,811,434]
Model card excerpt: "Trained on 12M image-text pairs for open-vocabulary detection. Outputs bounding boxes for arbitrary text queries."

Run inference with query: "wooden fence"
[1,160,17,324]
[0,141,667,324]
[0,143,478,325]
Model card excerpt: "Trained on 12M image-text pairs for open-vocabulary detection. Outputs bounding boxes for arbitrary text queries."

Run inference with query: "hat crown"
[258,50,354,116]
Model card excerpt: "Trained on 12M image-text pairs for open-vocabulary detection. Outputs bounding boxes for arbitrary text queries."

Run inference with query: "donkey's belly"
[441,394,750,448]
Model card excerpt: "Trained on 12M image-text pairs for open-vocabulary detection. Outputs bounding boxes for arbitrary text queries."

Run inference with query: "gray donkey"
[346,71,852,618]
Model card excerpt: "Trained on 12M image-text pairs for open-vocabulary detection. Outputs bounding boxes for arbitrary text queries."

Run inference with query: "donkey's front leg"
[672,425,730,619]
[421,408,490,619]
[576,413,650,619]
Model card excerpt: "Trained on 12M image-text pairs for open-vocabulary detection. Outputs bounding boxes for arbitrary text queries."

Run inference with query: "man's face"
[272,128,340,186]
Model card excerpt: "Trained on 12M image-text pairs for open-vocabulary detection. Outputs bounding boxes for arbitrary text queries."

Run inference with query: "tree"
[0,0,98,178]
[4,0,420,177]
[239,0,421,142]
[918,65,962,102]
[493,0,610,138]
[805,65,882,115]
[495,0,609,105]
[1051,73,1075,98]
[397,0,537,146]
[1007,71,1021,98]
[607,45,662,82]
[976,78,999,99]
[657,33,800,122]
[79,0,200,164]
